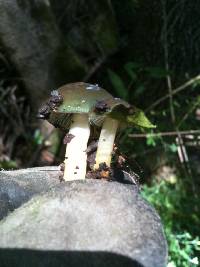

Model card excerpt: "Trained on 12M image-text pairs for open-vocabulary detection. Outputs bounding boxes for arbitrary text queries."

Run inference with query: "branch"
[146,74,200,112]
[129,130,200,138]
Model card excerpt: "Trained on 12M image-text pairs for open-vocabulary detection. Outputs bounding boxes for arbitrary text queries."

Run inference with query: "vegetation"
[142,177,200,267]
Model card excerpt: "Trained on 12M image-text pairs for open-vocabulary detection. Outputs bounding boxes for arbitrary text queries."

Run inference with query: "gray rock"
[0,166,61,219]
[0,168,167,267]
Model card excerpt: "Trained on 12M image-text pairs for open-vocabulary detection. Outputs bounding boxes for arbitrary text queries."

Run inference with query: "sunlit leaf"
[146,135,156,146]
[127,108,156,128]
[33,129,44,145]
[169,143,178,153]
[190,257,199,265]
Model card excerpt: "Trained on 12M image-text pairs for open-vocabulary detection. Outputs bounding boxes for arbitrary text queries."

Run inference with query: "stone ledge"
[0,167,168,267]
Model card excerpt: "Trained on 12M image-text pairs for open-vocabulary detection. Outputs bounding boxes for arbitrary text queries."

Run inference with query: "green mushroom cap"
[46,82,156,131]
[57,82,113,114]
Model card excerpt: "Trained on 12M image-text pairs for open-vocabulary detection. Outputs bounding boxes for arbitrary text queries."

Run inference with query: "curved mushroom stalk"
[94,117,119,169]
[64,114,90,181]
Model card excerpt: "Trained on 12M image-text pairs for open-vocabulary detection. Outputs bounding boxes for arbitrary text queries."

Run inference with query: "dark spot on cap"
[94,100,109,113]
[50,91,63,104]
[75,166,79,169]
[74,172,77,174]
[44,91,63,111]
[37,104,51,119]
[48,101,57,109]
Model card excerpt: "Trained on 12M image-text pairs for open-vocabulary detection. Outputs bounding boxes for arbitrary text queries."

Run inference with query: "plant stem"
[94,117,118,169]
[63,114,90,181]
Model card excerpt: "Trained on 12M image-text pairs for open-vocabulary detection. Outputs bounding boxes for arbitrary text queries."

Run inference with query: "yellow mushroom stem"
[94,117,119,169]
[63,113,90,181]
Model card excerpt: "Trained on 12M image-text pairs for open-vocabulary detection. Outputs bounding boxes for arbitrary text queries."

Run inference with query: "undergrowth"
[141,177,200,267]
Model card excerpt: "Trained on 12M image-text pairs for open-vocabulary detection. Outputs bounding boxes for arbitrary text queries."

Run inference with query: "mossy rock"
[0,167,167,267]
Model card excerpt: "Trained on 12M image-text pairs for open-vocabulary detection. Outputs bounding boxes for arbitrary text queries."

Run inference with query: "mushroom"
[38,82,113,181]
[92,97,156,170]
[37,82,155,181]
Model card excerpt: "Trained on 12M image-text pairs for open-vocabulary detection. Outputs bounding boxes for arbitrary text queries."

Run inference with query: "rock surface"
[0,167,168,267]
[0,166,61,220]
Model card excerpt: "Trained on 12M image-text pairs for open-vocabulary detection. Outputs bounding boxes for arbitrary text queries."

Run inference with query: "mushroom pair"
[38,82,155,181]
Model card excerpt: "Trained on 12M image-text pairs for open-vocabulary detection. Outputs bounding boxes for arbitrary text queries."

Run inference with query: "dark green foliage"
[107,69,128,100]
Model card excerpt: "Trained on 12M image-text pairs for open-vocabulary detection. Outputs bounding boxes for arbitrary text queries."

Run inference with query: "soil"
[63,133,75,144]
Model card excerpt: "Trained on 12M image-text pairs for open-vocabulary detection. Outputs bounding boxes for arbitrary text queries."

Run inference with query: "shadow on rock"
[0,249,144,267]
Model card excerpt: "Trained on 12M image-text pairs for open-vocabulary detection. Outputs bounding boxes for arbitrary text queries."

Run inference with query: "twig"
[178,97,200,127]
[161,0,189,168]
[129,130,200,138]
[162,0,176,124]
[145,74,200,112]
[10,86,26,134]
[83,48,117,82]
[83,56,107,82]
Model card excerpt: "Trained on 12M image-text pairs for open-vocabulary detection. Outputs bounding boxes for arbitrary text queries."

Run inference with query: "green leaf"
[124,62,140,80]
[107,69,128,99]
[146,135,156,147]
[33,129,44,145]
[127,108,156,128]
[124,61,141,70]
[0,160,17,170]
[145,67,170,79]
[134,84,146,96]
[169,143,178,153]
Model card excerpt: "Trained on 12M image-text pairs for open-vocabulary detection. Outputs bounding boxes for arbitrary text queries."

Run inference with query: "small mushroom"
[37,82,155,181]
[38,82,113,181]
[92,97,156,170]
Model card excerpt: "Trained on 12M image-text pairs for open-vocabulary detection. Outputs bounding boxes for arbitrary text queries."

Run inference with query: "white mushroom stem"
[63,113,90,181]
[94,117,119,169]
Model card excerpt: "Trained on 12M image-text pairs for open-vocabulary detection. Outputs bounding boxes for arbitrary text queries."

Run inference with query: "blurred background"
[0,0,199,266]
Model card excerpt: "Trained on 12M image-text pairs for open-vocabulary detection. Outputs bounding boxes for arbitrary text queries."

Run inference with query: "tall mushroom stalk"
[64,114,90,181]
[94,117,118,169]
